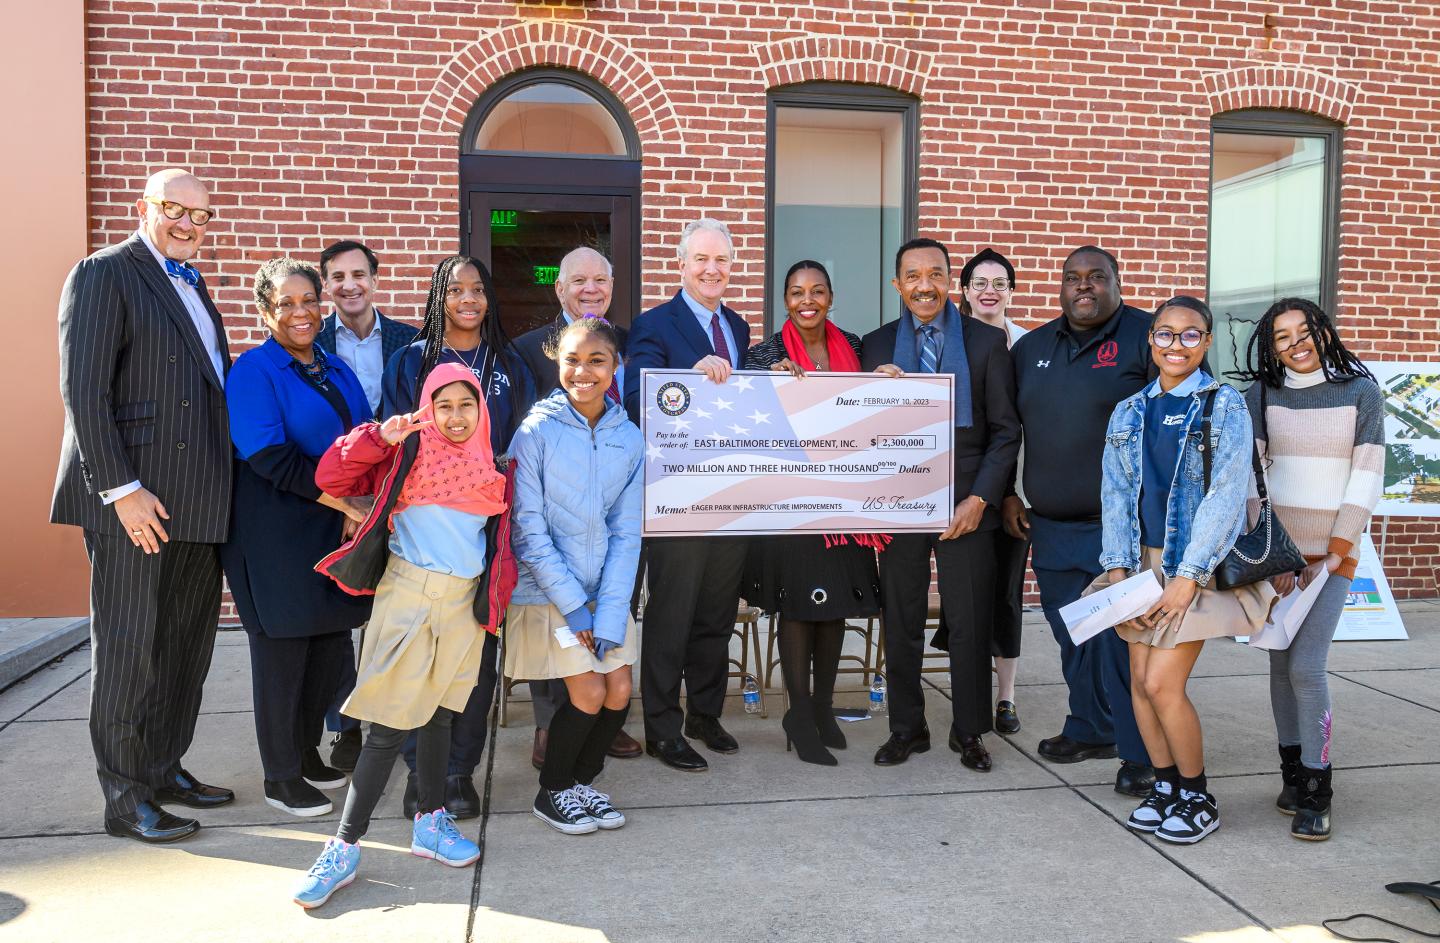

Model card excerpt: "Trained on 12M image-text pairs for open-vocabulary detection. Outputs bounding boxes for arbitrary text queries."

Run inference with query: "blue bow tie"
[164,259,199,287]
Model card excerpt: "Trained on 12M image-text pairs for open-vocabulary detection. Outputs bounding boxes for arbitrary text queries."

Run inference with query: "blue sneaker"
[411,808,481,867]
[293,838,360,909]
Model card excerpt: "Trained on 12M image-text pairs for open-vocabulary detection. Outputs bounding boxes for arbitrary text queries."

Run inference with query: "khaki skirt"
[504,602,637,680]
[1102,546,1277,649]
[342,555,484,731]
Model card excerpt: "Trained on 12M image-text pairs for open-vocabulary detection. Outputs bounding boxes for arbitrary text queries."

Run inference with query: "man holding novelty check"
[860,238,1020,772]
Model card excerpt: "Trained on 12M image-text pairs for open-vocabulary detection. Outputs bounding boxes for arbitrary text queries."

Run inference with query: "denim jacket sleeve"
[509,420,589,616]
[1176,387,1253,585]
[592,442,644,647]
[1099,400,1140,574]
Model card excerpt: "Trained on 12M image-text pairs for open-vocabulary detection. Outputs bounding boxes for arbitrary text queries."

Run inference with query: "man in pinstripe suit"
[52,169,236,843]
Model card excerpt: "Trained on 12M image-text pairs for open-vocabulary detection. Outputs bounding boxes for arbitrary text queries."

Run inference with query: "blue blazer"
[622,290,751,425]
[316,310,419,371]
[228,338,371,465]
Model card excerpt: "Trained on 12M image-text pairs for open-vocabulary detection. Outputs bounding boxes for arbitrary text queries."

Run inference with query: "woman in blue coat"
[222,258,373,818]
[503,316,642,835]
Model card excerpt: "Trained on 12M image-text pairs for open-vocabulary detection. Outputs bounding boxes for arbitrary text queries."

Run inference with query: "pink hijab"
[395,362,507,518]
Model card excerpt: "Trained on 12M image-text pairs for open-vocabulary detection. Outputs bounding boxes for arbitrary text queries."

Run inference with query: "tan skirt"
[341,555,484,730]
[1102,546,1277,649]
[504,602,637,680]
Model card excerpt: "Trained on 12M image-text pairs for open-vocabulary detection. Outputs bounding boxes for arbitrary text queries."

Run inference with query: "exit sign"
[533,265,559,285]
[491,209,517,230]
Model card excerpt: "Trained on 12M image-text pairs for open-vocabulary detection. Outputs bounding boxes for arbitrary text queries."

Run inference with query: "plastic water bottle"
[742,675,761,714]
[869,674,887,715]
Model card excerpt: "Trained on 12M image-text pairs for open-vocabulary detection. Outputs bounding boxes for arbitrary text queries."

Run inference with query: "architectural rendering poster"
[1371,361,1440,516]
[1334,534,1409,641]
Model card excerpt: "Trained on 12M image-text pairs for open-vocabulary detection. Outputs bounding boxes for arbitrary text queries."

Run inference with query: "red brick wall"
[85,1,1440,608]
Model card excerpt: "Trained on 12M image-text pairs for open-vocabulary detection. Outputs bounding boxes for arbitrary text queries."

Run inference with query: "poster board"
[1335,534,1409,641]
[1370,361,1440,516]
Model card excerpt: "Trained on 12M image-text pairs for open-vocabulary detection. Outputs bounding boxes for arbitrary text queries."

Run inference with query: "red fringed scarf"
[780,320,891,552]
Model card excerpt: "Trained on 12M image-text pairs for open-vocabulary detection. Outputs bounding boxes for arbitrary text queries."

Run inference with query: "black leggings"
[337,708,453,844]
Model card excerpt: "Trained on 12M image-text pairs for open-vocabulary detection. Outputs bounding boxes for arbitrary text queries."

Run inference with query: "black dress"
[740,329,882,622]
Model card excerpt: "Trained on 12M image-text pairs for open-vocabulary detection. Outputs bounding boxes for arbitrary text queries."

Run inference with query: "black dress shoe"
[1115,760,1156,797]
[155,768,235,808]
[813,704,847,750]
[994,700,1021,735]
[874,728,931,766]
[446,773,480,820]
[402,773,419,819]
[1037,734,1118,764]
[607,728,644,759]
[684,714,738,754]
[328,728,362,773]
[950,731,993,772]
[105,800,199,844]
[782,706,837,766]
[646,737,708,771]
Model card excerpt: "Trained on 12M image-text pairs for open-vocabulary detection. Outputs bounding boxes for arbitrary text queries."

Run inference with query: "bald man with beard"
[53,169,236,843]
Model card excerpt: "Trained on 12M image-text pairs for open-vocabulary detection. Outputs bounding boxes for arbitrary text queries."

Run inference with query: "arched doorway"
[459,68,642,338]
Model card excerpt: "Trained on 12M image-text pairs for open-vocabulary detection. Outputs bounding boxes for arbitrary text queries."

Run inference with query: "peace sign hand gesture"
[380,402,433,446]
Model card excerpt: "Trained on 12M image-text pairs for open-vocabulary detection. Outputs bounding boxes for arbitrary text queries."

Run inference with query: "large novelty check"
[640,369,954,536]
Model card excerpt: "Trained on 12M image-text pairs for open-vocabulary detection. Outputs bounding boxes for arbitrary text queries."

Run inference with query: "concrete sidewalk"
[1,607,1437,942]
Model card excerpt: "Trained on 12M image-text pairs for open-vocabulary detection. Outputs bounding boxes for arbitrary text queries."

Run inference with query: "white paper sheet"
[553,626,581,649]
[1058,570,1164,644]
[1248,572,1329,651]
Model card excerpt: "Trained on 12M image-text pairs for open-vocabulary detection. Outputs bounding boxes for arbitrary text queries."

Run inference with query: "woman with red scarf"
[742,260,882,766]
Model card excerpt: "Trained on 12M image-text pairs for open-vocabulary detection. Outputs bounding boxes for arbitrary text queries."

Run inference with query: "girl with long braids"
[378,255,536,819]
[1236,298,1383,842]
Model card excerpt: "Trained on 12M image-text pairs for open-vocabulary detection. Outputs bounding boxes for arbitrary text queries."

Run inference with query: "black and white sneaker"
[1156,789,1219,844]
[571,783,625,829]
[532,788,598,835]
[265,777,333,817]
[1127,779,1176,833]
[301,749,349,791]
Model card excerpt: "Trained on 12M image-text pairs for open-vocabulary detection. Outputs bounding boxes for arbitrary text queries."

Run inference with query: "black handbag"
[1199,386,1305,590]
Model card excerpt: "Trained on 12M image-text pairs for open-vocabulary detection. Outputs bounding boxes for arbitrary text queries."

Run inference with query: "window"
[1208,110,1341,382]
[469,74,635,158]
[766,84,918,337]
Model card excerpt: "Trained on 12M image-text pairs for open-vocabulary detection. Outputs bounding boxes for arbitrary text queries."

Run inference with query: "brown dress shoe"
[607,728,643,759]
[531,728,548,771]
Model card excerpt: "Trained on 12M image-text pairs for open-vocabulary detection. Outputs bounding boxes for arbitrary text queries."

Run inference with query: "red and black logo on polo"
[1093,340,1118,369]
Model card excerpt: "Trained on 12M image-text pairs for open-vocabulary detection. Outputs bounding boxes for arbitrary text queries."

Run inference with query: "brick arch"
[757,35,932,97]
[1204,65,1358,124]
[420,21,681,145]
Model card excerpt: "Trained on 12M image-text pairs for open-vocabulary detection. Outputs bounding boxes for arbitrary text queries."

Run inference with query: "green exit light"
[491,209,517,230]
[533,265,559,285]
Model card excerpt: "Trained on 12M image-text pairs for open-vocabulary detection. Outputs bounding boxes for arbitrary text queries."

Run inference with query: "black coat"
[514,313,630,401]
[860,314,1021,528]
[52,236,233,542]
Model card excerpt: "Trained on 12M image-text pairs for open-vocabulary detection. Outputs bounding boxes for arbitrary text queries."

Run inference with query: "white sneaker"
[1156,789,1220,844]
[1127,780,1175,833]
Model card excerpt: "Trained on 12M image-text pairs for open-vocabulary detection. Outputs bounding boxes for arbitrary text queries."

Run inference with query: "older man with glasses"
[52,169,235,843]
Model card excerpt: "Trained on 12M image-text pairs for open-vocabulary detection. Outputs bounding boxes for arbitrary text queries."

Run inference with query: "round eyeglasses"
[1150,328,1209,349]
[143,196,214,226]
[968,277,1011,292]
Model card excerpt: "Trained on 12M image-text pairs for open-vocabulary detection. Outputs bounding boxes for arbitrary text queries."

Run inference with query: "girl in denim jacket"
[1099,296,1275,845]
[504,317,643,835]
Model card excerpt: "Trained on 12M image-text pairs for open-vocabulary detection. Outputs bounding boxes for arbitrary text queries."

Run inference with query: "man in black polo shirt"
[1006,246,1154,797]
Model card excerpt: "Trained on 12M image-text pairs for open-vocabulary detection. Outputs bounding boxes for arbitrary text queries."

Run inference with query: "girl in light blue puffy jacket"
[504,316,643,835]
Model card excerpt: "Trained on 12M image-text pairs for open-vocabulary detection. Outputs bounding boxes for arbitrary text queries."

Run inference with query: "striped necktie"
[709,312,733,366]
[919,324,940,374]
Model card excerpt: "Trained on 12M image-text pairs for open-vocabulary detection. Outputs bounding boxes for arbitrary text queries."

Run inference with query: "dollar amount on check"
[640,369,954,536]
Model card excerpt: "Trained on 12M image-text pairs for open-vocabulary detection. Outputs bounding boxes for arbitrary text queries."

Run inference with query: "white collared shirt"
[333,310,385,414]
[103,231,227,506]
[560,310,625,394]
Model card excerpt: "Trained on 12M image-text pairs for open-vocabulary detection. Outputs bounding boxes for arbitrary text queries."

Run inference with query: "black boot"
[1276,743,1302,815]
[782,704,837,766]
[811,620,846,750]
[1292,765,1332,841]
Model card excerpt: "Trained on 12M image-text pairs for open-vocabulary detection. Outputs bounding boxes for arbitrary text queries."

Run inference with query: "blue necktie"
[919,325,940,374]
[164,258,199,287]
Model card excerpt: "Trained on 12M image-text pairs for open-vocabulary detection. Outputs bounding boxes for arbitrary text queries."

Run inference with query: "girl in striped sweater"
[1240,298,1383,842]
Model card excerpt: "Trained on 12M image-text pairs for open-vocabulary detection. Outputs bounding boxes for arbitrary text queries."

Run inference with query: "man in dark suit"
[511,245,641,769]
[312,239,419,773]
[52,169,235,843]
[316,239,419,419]
[623,218,751,772]
[860,237,1020,770]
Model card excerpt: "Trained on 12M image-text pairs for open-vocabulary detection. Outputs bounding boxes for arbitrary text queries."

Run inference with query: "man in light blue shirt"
[316,240,418,418]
